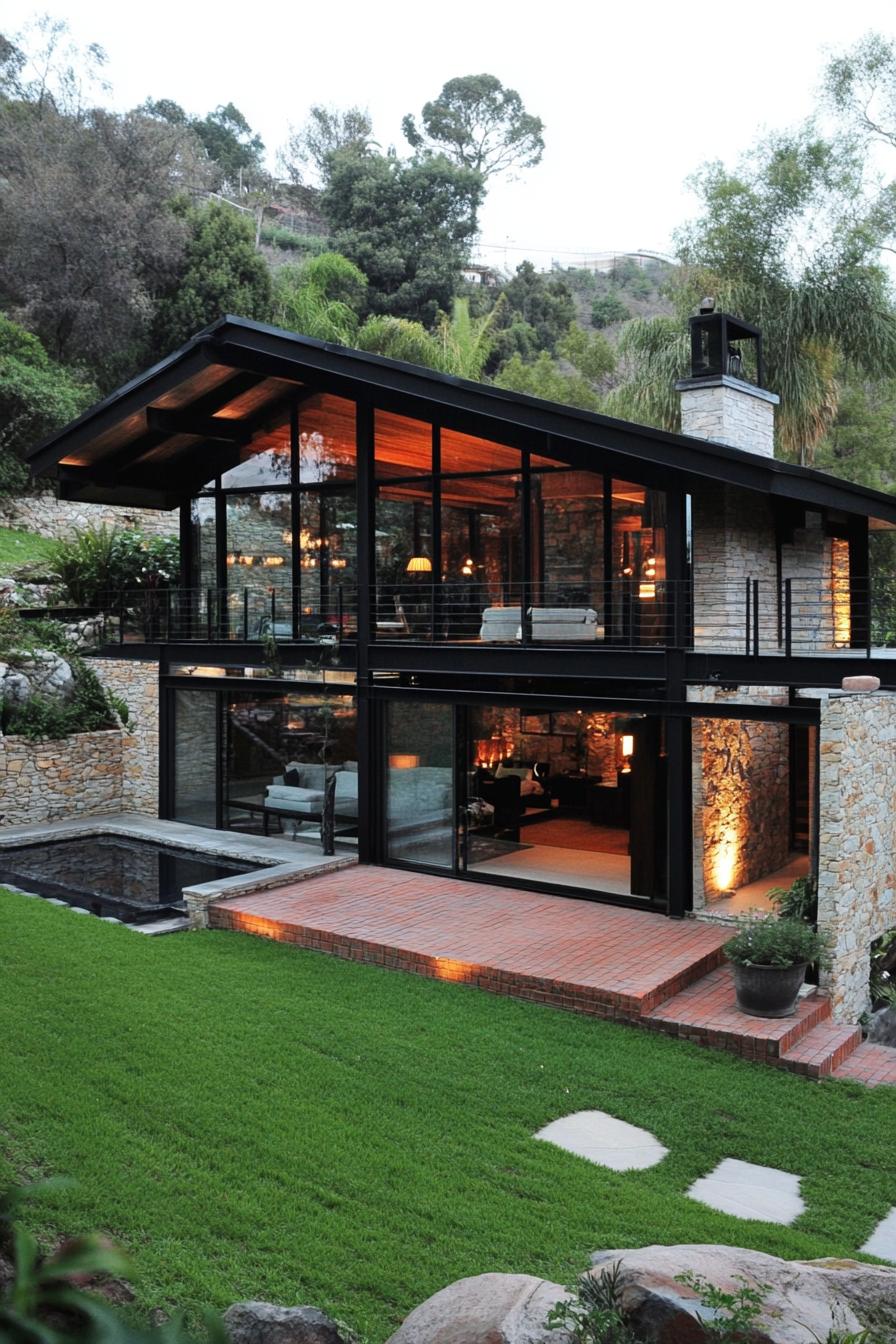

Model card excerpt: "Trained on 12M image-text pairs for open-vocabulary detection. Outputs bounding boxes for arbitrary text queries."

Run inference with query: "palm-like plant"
[607,131,896,465]
[435,296,504,379]
[272,252,367,346]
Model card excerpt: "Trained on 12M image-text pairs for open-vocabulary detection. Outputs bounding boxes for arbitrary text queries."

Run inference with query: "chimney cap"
[699,296,716,314]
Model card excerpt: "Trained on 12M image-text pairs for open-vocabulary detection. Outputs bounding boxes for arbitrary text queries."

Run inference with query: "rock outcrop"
[385,1274,571,1344]
[224,1302,352,1344]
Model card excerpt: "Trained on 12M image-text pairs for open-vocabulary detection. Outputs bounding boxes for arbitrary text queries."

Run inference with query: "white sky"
[8,0,896,269]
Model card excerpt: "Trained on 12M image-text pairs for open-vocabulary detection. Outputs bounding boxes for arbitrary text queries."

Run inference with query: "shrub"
[50,527,179,606]
[591,291,630,329]
[724,914,832,970]
[2,659,121,740]
[768,873,817,923]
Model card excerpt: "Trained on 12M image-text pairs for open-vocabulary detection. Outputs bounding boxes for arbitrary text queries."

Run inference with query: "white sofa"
[265,761,359,821]
[478,606,602,642]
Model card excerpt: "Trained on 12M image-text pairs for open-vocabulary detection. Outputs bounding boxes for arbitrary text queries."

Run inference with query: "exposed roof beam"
[145,408,253,444]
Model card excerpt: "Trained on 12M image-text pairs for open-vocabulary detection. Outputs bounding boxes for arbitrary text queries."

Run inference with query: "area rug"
[518,816,630,855]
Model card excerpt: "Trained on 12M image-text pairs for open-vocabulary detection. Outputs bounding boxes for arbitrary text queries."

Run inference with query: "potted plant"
[724,915,831,1018]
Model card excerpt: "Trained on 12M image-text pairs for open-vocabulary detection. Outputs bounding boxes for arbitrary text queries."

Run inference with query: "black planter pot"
[731,961,808,1018]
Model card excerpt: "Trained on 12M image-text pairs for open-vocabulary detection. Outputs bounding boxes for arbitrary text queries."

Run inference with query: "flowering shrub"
[724,914,832,970]
[50,526,180,606]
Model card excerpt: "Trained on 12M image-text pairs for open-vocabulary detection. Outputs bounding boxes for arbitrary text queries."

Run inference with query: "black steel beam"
[146,408,252,444]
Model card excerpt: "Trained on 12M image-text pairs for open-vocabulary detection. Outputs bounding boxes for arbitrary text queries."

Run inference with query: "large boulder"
[0,650,75,707]
[589,1245,896,1344]
[385,1273,571,1344]
[224,1302,351,1344]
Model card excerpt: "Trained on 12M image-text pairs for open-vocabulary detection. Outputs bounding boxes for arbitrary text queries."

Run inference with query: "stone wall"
[689,686,792,906]
[0,491,178,543]
[691,485,778,650]
[0,729,124,824]
[817,690,896,1022]
[87,657,160,815]
[677,376,778,456]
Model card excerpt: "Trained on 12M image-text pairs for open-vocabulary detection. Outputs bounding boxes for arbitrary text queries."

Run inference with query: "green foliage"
[402,74,544,185]
[492,324,614,412]
[870,930,896,1009]
[279,105,376,187]
[192,103,264,190]
[0,316,95,495]
[1,1181,225,1341]
[601,316,689,431]
[0,525,54,571]
[151,201,272,353]
[4,897,896,1341]
[260,225,328,256]
[321,151,482,327]
[816,375,896,490]
[355,316,446,370]
[272,252,367,344]
[435,297,504,378]
[724,914,832,970]
[49,526,180,606]
[768,874,818,923]
[676,1271,769,1341]
[491,261,576,365]
[591,291,630,329]
[547,1265,637,1344]
[0,627,124,738]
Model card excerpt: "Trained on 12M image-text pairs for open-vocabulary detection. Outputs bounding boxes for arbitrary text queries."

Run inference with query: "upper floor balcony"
[103,573,896,663]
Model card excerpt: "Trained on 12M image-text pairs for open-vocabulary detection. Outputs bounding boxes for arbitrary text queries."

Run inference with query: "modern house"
[29,311,896,1021]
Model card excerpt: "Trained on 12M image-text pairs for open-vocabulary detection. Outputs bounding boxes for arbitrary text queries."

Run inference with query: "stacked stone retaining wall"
[0,729,125,824]
[0,492,177,543]
[86,658,160,814]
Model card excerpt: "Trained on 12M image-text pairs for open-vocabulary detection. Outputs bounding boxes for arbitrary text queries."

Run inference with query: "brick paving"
[833,1041,896,1086]
[209,864,896,1084]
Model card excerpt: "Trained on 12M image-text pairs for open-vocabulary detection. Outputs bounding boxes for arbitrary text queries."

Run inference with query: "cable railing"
[96,576,896,657]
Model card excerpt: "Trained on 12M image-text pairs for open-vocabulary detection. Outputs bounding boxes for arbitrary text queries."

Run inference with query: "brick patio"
[209,865,896,1084]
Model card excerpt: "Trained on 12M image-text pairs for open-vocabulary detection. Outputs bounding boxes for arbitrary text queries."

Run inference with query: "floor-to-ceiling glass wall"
[383,700,454,867]
[170,681,357,841]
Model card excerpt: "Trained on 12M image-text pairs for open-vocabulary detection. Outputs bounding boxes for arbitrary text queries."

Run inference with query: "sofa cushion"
[266,784,324,806]
[496,764,533,782]
[334,772,358,797]
[529,607,598,624]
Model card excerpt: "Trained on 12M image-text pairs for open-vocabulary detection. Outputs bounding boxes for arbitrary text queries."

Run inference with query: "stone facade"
[689,685,792,907]
[0,491,177,543]
[691,484,778,650]
[817,690,896,1022]
[0,729,125,824]
[677,375,778,457]
[86,658,160,814]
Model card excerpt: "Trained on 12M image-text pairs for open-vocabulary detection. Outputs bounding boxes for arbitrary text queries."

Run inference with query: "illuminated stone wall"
[817,690,896,1022]
[0,491,177,541]
[689,686,792,906]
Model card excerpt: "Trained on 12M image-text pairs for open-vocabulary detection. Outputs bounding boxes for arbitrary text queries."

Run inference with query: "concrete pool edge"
[0,813,357,933]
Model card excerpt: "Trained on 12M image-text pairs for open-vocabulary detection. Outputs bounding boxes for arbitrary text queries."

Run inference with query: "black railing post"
[119,595,125,647]
[206,588,213,643]
[867,576,873,659]
[784,578,792,659]
[521,578,531,646]
[243,588,249,642]
[337,585,344,646]
[744,577,752,655]
[752,578,760,658]
[271,588,277,641]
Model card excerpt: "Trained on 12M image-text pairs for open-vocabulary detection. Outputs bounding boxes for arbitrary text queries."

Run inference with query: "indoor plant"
[723,915,831,1018]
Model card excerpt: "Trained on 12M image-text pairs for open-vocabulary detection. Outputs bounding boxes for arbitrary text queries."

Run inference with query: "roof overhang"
[27,316,896,526]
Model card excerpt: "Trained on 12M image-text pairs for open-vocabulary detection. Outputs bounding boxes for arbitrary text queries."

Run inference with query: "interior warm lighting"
[238,554,255,567]
[619,732,634,773]
[226,553,237,567]
[331,557,348,569]
[282,530,293,545]
[406,554,433,574]
[460,556,475,576]
[262,555,285,568]
[389,753,420,769]
[831,537,851,648]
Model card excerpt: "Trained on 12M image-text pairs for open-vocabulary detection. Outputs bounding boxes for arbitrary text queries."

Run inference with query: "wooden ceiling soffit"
[145,408,253,444]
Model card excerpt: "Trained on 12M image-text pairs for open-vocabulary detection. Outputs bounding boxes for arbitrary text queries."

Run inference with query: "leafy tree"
[490,261,576,367]
[591,290,630,328]
[824,32,896,153]
[321,151,482,326]
[815,372,896,490]
[355,316,446,370]
[0,315,95,493]
[0,39,205,384]
[402,74,544,183]
[493,324,615,412]
[279,104,375,186]
[192,102,265,190]
[606,130,896,463]
[0,14,108,117]
[152,201,272,352]
[272,251,367,344]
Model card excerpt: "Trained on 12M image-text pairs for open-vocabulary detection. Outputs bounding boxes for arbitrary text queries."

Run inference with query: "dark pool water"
[0,835,256,924]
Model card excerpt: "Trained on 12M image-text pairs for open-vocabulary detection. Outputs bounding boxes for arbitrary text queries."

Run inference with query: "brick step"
[643,965,831,1062]
[779,1022,863,1078]
[833,1041,896,1086]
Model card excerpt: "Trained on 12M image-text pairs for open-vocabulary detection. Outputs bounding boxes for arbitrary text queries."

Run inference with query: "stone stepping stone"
[861,1208,896,1262]
[687,1158,804,1224]
[534,1110,668,1171]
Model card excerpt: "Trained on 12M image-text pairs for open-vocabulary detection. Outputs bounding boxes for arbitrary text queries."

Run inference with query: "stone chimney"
[675,303,779,457]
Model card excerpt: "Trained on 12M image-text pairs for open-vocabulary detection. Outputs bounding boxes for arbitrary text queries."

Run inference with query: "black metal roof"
[27,314,896,524]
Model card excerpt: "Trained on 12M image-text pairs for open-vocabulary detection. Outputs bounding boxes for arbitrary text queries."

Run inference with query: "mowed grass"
[0,526,54,571]
[1,890,895,1341]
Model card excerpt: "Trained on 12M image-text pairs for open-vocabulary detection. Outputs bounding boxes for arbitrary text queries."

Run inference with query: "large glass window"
[225,492,293,637]
[609,480,667,645]
[534,468,605,625]
[384,700,454,867]
[190,496,217,593]
[375,412,434,636]
[173,689,218,827]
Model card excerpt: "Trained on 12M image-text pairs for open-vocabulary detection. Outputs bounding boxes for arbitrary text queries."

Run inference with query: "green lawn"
[0,525,54,571]
[1,890,894,1341]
